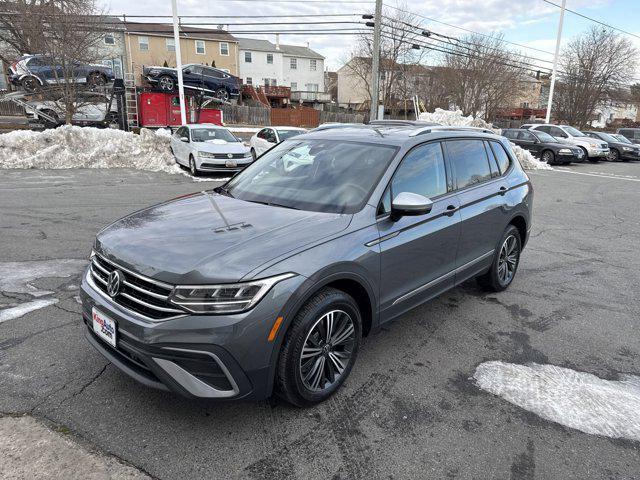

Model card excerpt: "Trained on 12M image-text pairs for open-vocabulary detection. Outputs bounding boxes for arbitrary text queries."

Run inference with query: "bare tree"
[341,3,428,115]
[437,33,528,121]
[552,27,638,127]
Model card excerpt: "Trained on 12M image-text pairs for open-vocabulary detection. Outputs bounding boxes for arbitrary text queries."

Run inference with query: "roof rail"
[408,125,496,137]
[311,123,365,132]
[368,119,441,127]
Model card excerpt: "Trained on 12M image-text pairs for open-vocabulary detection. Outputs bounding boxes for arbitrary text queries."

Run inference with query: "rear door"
[377,141,461,321]
[517,129,541,155]
[445,138,509,283]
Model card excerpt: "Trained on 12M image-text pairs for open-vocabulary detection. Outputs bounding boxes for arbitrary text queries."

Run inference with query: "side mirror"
[390,192,433,221]
[180,136,189,142]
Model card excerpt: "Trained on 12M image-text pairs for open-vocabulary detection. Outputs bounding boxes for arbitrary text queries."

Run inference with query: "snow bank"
[0,126,181,174]
[419,108,551,170]
[474,361,640,441]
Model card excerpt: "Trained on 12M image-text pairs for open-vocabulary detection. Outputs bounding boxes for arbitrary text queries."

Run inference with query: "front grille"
[208,153,247,159]
[200,162,241,169]
[90,254,185,320]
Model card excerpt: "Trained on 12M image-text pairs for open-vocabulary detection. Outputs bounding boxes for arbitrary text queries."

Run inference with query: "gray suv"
[81,125,533,406]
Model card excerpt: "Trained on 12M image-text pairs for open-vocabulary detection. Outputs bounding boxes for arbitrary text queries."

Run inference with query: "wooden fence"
[0,100,24,116]
[220,105,270,126]
[319,111,365,125]
[220,104,364,128]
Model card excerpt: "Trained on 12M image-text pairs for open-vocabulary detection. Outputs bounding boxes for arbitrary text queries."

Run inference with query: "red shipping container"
[138,92,222,128]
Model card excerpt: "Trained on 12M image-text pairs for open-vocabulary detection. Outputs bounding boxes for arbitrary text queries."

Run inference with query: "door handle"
[443,205,459,216]
[499,186,508,195]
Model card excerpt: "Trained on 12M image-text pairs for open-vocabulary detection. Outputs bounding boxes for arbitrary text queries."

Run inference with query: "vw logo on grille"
[106,270,124,298]
[227,153,233,159]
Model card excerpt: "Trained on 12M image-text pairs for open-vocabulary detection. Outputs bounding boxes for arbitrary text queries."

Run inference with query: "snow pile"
[418,108,551,170]
[0,126,181,174]
[474,361,640,441]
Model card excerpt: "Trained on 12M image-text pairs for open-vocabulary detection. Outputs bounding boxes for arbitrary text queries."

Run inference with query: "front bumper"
[196,156,253,172]
[586,147,609,158]
[557,150,584,162]
[620,149,640,160]
[81,267,304,400]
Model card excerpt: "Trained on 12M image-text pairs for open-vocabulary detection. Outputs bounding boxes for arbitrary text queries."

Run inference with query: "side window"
[257,129,266,139]
[490,142,511,175]
[447,139,492,189]
[550,126,567,138]
[390,142,447,200]
[502,130,515,139]
[535,126,550,134]
[518,130,534,141]
[484,141,501,178]
[265,129,277,143]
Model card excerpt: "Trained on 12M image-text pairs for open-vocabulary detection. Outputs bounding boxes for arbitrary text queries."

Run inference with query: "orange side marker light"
[268,316,284,342]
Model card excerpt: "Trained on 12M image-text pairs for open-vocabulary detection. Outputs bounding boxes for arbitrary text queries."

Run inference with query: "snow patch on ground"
[0,126,182,174]
[0,259,87,297]
[0,299,59,324]
[474,361,640,441]
[418,109,551,170]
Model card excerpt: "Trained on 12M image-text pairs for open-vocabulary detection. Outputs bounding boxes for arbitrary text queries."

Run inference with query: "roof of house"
[123,22,237,42]
[237,37,324,59]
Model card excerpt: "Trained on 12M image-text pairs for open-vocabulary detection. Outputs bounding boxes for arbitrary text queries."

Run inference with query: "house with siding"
[123,22,239,84]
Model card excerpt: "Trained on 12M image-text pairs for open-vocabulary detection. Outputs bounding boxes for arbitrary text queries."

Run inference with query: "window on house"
[220,42,229,56]
[290,58,297,70]
[310,59,317,71]
[246,77,252,85]
[138,36,149,52]
[290,82,297,90]
[195,40,205,55]
[305,83,319,92]
[271,78,277,86]
[245,51,252,63]
[104,33,115,45]
[166,38,175,52]
[267,53,273,64]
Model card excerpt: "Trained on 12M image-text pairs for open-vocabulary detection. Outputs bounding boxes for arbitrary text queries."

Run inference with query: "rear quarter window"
[489,141,511,175]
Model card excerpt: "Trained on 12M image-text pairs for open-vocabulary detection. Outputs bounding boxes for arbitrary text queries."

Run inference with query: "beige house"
[123,23,239,83]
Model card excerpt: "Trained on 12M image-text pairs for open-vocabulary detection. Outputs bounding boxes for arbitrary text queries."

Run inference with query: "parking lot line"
[553,168,640,182]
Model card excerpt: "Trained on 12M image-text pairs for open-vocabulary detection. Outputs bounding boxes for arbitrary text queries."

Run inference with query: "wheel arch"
[509,214,528,248]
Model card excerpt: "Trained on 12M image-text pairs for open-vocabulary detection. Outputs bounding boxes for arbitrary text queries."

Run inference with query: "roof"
[236,37,324,59]
[123,22,236,42]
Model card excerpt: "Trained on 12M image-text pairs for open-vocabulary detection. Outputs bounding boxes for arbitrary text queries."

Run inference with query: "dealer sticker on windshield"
[92,307,117,347]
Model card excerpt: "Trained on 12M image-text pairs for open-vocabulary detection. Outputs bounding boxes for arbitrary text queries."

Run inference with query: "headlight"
[622,146,633,151]
[198,151,216,158]
[558,148,572,154]
[169,272,296,314]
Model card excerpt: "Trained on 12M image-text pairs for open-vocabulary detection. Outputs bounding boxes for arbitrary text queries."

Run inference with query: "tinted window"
[517,130,535,141]
[484,142,500,178]
[535,126,551,133]
[204,67,224,78]
[502,130,516,139]
[490,142,511,174]
[549,126,567,138]
[257,129,267,139]
[447,139,492,189]
[391,142,447,200]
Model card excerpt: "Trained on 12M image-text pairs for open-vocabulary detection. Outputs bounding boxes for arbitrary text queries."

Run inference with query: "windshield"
[531,131,557,143]
[594,132,618,143]
[191,128,238,143]
[225,139,398,214]
[277,129,305,141]
[564,126,586,137]
[613,134,632,144]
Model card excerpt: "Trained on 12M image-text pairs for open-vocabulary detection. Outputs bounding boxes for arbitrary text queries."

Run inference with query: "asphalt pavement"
[0,162,639,479]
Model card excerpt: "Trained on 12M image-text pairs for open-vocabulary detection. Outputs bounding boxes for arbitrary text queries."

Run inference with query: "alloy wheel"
[498,235,519,285]
[542,151,554,164]
[216,89,230,102]
[299,310,355,392]
[160,77,174,91]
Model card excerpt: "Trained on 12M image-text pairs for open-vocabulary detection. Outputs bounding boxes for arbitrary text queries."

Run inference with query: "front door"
[377,141,461,321]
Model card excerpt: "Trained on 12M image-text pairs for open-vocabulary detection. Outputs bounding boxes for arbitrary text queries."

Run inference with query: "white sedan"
[170,124,253,176]
[249,126,307,159]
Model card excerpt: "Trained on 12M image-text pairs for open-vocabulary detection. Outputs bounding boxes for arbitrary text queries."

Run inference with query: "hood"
[194,141,250,154]
[95,192,351,284]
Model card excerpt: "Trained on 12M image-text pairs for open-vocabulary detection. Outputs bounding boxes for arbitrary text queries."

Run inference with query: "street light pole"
[171,0,187,126]
[545,0,566,124]
[369,0,383,121]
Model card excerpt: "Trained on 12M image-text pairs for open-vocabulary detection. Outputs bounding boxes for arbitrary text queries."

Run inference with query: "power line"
[540,0,640,41]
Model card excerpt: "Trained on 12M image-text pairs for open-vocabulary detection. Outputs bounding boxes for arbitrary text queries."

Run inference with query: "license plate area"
[92,307,117,348]
[225,160,237,168]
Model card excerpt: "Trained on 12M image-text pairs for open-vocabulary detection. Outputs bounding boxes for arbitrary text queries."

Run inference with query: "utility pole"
[171,0,187,126]
[369,0,383,121]
[545,0,566,124]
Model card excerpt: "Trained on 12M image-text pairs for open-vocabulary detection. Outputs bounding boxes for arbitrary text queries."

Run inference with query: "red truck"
[138,92,222,128]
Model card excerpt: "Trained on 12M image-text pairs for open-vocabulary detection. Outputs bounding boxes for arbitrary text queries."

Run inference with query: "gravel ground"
[0,162,639,479]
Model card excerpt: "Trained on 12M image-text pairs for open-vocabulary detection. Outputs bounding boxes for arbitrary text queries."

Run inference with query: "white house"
[237,37,329,103]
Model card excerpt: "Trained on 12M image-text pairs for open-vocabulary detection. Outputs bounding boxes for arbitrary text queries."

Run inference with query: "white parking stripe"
[553,168,640,182]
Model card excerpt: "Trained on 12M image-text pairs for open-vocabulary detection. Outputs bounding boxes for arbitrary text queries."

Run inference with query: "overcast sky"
[101,0,640,72]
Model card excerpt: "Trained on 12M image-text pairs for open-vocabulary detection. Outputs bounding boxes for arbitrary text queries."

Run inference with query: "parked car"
[617,128,640,145]
[249,126,307,159]
[24,92,118,128]
[81,124,533,406]
[524,124,609,161]
[170,124,252,176]
[8,54,114,93]
[583,131,640,161]
[143,64,241,101]
[502,128,584,164]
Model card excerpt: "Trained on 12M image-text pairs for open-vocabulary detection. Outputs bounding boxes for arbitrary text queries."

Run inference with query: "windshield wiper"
[214,186,234,198]
[248,200,300,210]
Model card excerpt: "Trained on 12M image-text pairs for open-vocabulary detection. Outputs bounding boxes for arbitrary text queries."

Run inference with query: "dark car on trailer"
[583,131,640,161]
[8,54,114,93]
[81,124,533,407]
[143,64,241,101]
[502,128,584,164]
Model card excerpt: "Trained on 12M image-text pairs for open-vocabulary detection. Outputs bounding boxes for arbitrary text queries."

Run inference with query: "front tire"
[477,225,522,292]
[250,148,257,161]
[215,88,230,102]
[158,75,175,92]
[276,287,361,407]
[21,75,40,93]
[189,155,200,177]
[608,148,620,162]
[541,149,555,165]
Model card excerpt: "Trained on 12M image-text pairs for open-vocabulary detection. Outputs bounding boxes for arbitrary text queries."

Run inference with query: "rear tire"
[477,225,522,292]
[158,75,175,92]
[215,88,230,102]
[21,75,41,93]
[276,287,361,407]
